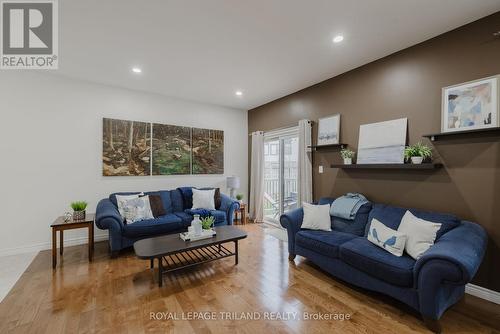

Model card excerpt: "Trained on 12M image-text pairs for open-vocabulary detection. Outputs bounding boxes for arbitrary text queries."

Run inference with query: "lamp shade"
[226,176,240,189]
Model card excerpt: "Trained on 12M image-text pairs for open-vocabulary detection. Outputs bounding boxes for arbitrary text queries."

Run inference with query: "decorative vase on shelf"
[343,158,352,165]
[411,156,423,164]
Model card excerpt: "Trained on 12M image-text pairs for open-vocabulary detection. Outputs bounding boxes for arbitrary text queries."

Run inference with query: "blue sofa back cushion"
[178,187,194,209]
[366,204,460,239]
[318,197,372,236]
[109,192,143,207]
[170,189,185,212]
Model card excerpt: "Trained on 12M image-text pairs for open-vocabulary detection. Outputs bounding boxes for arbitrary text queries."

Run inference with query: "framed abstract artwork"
[357,118,407,164]
[317,114,340,146]
[442,76,499,133]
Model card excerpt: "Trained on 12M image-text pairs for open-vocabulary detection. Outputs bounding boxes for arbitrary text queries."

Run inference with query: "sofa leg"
[288,254,296,261]
[110,251,119,259]
[423,317,441,333]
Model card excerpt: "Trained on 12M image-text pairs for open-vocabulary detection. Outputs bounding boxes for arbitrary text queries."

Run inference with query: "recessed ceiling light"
[132,67,142,73]
[235,90,243,96]
[333,35,344,43]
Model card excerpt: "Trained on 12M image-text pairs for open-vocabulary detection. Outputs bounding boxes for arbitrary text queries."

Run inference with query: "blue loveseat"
[280,198,487,332]
[95,187,239,256]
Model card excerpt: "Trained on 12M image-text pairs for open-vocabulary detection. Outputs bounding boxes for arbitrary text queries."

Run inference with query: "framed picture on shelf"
[317,114,340,146]
[442,75,499,133]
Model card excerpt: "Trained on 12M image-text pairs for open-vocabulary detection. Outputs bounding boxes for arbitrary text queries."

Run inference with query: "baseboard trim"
[466,284,500,305]
[0,234,108,257]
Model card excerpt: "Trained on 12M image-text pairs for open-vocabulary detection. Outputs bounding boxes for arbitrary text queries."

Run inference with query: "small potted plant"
[200,216,215,230]
[71,201,88,221]
[404,142,432,164]
[340,148,355,165]
[236,194,244,204]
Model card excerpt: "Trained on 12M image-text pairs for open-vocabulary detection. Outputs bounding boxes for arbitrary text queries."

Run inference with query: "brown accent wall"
[248,12,500,292]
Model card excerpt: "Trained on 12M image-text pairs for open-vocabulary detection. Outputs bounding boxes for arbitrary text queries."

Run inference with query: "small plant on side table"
[236,194,244,203]
[200,216,216,230]
[340,148,355,165]
[404,142,432,164]
[71,201,88,221]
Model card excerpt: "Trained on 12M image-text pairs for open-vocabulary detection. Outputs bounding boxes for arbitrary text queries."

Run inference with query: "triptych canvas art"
[103,118,224,176]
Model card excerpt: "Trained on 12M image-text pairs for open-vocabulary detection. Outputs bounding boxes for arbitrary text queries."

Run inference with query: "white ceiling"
[57,0,500,110]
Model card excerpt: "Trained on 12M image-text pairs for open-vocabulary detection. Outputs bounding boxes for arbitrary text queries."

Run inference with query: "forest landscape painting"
[442,76,498,133]
[192,128,224,174]
[103,118,151,176]
[152,124,191,175]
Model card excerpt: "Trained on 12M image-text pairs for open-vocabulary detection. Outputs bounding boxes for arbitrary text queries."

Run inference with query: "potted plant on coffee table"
[200,216,216,230]
[71,201,88,221]
[340,148,355,165]
[404,142,432,164]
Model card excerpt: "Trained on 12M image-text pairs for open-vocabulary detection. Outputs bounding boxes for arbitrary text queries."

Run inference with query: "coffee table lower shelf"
[150,241,239,287]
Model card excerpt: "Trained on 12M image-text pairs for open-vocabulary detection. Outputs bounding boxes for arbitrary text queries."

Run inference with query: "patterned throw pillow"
[121,196,154,224]
[116,193,142,220]
[367,218,407,257]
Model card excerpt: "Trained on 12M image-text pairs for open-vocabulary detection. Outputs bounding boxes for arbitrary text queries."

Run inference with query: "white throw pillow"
[367,218,407,257]
[116,193,142,219]
[397,210,441,260]
[192,189,216,210]
[301,202,332,231]
[121,195,154,224]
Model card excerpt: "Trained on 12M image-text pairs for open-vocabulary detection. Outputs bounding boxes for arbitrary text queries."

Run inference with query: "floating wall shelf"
[423,127,500,141]
[308,143,347,150]
[331,163,443,170]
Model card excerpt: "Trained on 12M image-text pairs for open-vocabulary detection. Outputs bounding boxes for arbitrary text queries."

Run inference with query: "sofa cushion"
[366,204,460,240]
[178,187,194,209]
[210,210,227,225]
[296,230,358,259]
[174,212,194,228]
[122,214,182,238]
[156,191,173,213]
[170,189,184,212]
[340,238,416,287]
[109,192,142,207]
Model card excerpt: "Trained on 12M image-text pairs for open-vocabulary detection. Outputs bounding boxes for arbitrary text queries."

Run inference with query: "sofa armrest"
[219,193,240,225]
[280,207,304,256]
[414,221,487,319]
[95,198,124,231]
[414,221,487,285]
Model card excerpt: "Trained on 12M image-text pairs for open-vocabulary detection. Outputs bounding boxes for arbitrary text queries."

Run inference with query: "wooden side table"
[51,213,95,269]
[234,203,247,225]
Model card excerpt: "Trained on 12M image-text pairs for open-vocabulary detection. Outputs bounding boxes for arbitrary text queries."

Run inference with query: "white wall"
[0,72,248,255]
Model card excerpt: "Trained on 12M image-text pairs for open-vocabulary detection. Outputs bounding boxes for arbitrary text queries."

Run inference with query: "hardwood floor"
[0,224,499,334]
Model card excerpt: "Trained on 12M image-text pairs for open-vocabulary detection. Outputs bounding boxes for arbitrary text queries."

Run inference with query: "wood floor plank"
[0,224,498,334]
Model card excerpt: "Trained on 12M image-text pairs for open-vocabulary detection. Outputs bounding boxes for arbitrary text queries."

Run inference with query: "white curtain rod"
[248,120,312,136]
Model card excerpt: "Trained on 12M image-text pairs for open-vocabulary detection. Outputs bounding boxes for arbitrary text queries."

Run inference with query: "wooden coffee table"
[133,226,247,287]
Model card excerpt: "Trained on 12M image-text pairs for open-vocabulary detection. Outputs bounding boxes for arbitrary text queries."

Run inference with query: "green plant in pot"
[340,148,355,165]
[71,201,88,221]
[200,216,216,230]
[236,193,244,203]
[404,142,432,164]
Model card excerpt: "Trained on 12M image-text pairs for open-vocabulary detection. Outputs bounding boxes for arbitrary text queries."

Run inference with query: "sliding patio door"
[263,128,299,225]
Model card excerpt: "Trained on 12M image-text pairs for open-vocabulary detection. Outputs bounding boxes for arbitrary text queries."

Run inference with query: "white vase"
[343,158,352,165]
[411,156,423,164]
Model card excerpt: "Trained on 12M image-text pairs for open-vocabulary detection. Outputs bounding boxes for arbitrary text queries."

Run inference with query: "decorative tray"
[180,229,217,242]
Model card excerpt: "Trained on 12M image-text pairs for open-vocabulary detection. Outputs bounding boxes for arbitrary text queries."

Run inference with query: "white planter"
[411,156,423,164]
[343,158,352,165]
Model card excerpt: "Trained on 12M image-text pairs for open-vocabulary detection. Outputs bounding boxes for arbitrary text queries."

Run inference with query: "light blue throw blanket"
[330,193,369,220]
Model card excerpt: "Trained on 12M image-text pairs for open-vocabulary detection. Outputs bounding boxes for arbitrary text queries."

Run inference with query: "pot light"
[235,90,243,96]
[333,35,344,43]
[132,67,142,73]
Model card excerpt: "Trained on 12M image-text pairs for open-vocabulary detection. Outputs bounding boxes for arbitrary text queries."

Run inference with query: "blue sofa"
[280,198,487,332]
[95,187,240,256]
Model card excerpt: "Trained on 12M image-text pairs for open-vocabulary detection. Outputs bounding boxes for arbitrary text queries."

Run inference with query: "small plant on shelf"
[340,148,355,165]
[70,201,88,221]
[404,142,432,164]
[236,194,244,203]
[200,216,216,230]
